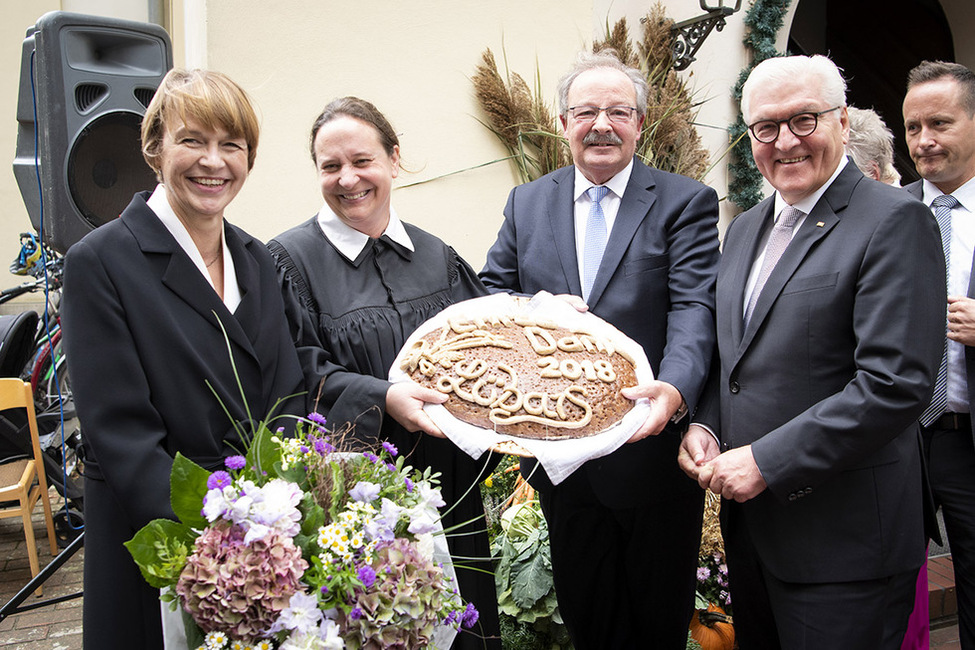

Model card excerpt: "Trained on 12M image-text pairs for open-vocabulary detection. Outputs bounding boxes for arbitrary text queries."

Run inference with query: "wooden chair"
[0,378,57,595]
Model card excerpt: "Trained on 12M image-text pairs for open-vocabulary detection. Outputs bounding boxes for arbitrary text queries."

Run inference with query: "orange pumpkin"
[689,603,735,650]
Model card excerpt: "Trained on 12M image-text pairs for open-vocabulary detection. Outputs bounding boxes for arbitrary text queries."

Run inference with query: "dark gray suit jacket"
[696,163,944,582]
[480,159,720,507]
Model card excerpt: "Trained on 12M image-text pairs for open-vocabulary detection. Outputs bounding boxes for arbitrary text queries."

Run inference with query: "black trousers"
[923,425,975,650]
[538,468,704,650]
[722,501,917,650]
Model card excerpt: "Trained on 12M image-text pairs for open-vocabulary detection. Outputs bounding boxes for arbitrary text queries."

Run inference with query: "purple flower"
[357,565,377,588]
[349,607,363,621]
[382,441,398,457]
[309,436,334,456]
[444,610,458,625]
[696,567,711,582]
[224,455,246,471]
[307,412,328,426]
[299,445,310,454]
[207,471,232,490]
[462,603,479,628]
[363,451,379,464]
[404,477,414,493]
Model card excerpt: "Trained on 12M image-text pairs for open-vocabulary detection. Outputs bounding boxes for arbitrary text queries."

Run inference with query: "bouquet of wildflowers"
[126,413,477,650]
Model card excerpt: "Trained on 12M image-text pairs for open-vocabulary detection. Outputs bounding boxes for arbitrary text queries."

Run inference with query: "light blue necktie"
[920,193,961,427]
[583,185,609,302]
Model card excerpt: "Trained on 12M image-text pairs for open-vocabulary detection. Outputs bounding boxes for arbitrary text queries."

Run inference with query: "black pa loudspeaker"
[13,11,172,254]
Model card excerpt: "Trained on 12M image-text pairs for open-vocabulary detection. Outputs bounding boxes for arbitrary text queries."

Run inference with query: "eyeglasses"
[567,105,638,124]
[747,106,842,144]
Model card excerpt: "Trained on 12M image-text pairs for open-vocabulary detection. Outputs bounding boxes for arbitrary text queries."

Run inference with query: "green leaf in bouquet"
[277,457,309,487]
[182,608,206,649]
[124,518,195,589]
[170,453,210,529]
[299,492,325,534]
[246,422,283,481]
[294,493,325,558]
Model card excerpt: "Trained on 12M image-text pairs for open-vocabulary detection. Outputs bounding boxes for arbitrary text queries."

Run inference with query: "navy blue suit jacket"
[480,159,720,507]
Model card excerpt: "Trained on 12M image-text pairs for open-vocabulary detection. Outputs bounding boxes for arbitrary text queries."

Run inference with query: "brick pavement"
[0,492,82,650]
[0,489,965,649]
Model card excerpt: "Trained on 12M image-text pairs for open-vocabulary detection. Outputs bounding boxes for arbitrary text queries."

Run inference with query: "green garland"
[727,0,793,211]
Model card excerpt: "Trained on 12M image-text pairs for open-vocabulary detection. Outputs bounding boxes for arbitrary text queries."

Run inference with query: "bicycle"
[0,233,83,545]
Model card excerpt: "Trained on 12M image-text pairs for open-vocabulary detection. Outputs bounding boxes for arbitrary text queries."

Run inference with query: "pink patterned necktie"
[744,205,804,324]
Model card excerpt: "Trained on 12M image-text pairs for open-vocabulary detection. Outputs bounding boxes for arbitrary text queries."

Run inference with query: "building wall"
[5,1,975,282]
[198,0,756,269]
[0,0,756,284]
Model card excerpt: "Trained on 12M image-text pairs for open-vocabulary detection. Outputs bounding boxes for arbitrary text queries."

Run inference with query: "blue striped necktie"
[920,193,960,427]
[582,185,609,302]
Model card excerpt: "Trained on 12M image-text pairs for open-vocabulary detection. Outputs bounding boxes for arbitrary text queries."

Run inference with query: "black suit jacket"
[62,192,304,528]
[696,163,944,582]
[480,159,720,507]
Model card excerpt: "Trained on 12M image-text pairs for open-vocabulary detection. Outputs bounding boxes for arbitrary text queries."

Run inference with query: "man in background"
[903,59,975,650]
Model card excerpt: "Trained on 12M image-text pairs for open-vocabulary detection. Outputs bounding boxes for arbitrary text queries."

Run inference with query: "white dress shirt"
[316,202,415,261]
[922,176,975,414]
[743,157,848,313]
[572,160,634,292]
[147,184,241,312]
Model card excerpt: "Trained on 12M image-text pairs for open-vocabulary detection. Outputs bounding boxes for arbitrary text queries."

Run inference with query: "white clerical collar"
[774,156,848,218]
[146,185,241,310]
[316,203,415,261]
[922,176,975,211]
[572,159,634,201]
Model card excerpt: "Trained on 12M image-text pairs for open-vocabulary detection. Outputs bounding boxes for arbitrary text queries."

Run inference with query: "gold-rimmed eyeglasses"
[748,106,842,144]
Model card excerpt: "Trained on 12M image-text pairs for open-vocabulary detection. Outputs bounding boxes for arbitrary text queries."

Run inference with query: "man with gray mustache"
[480,49,721,649]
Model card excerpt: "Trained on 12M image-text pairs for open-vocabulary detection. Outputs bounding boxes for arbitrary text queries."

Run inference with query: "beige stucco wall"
[199,0,754,270]
[1,0,61,292]
[5,0,975,284]
[0,0,754,286]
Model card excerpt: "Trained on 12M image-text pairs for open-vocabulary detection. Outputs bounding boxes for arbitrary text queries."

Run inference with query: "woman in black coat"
[61,69,304,650]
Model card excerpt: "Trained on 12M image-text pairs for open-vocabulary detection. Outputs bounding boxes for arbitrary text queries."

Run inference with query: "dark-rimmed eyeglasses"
[567,105,638,124]
[747,106,842,144]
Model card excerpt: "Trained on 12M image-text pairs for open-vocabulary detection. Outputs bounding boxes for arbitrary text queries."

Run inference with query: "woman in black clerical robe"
[268,96,500,649]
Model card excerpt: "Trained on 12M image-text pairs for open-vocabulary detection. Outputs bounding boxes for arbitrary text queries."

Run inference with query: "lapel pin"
[816,221,825,227]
